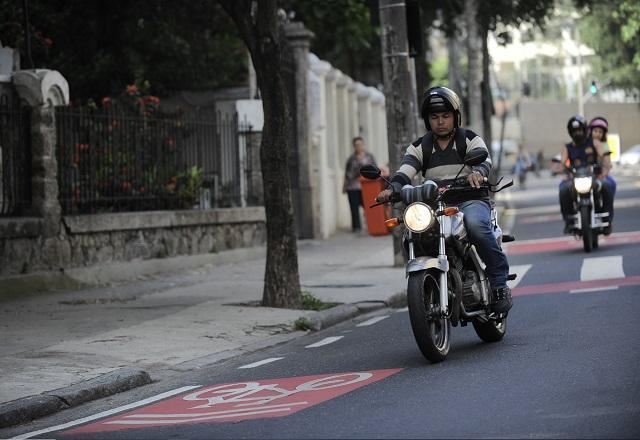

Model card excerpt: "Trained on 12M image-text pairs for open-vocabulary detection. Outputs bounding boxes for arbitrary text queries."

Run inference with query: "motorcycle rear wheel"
[472,317,507,343]
[407,269,450,363]
[580,206,593,253]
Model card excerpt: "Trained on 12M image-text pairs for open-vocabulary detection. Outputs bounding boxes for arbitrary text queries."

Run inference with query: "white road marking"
[507,264,532,288]
[11,385,202,439]
[580,256,625,281]
[570,286,619,294]
[395,307,408,313]
[305,336,344,348]
[238,357,283,369]
[356,315,389,327]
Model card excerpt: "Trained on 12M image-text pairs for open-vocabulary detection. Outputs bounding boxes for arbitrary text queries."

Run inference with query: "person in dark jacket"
[343,137,376,232]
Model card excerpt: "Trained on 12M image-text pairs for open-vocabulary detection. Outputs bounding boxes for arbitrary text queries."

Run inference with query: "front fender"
[406,256,449,277]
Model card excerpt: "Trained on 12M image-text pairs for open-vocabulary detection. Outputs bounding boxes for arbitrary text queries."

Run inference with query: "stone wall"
[0,208,265,277]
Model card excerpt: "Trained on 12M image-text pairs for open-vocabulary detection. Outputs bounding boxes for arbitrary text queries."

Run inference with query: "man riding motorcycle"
[376,86,512,314]
[559,115,615,234]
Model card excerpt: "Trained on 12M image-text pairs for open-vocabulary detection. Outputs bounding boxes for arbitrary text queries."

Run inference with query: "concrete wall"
[520,100,640,157]
[308,53,389,238]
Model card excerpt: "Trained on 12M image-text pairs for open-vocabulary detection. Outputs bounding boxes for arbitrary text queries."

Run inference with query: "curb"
[0,368,152,429]
[304,291,406,331]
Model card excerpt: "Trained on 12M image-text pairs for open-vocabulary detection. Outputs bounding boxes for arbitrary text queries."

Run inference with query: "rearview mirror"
[360,164,381,180]
[464,149,488,167]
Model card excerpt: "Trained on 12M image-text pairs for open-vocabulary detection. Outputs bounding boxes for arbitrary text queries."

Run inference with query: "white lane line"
[11,385,201,439]
[580,256,625,281]
[238,357,283,369]
[305,336,344,348]
[395,307,408,313]
[356,315,389,327]
[570,286,619,294]
[507,264,532,289]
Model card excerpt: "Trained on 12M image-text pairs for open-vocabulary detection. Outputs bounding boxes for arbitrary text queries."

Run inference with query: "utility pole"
[379,0,419,267]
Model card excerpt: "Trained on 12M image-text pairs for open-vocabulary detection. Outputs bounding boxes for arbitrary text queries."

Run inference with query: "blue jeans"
[458,200,510,289]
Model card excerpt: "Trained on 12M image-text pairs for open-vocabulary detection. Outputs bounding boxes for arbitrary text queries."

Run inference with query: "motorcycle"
[568,165,609,252]
[552,157,609,253]
[360,149,515,363]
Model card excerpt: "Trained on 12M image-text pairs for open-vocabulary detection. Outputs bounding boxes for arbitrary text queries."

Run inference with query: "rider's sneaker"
[604,222,612,236]
[492,286,513,314]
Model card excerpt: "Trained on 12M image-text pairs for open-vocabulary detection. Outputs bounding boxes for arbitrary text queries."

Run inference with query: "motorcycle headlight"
[404,202,435,233]
[574,176,592,194]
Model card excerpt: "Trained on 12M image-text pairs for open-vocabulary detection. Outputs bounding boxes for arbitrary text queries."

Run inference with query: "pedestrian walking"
[343,137,376,233]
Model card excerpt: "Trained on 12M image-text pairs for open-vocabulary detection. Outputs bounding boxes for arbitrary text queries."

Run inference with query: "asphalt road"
[5,169,640,439]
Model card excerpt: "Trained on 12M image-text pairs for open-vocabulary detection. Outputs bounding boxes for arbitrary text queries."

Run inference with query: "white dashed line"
[356,315,389,327]
[12,385,202,439]
[238,357,284,369]
[570,286,619,294]
[305,336,344,348]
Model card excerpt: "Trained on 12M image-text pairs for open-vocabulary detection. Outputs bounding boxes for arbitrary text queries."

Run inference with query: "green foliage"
[300,291,339,311]
[294,317,312,331]
[579,0,640,91]
[0,1,247,102]
[177,166,204,206]
[429,57,450,88]
[284,0,381,84]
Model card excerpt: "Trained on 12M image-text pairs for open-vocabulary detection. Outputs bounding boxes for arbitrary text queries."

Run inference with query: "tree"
[0,0,248,101]
[283,0,381,86]
[577,0,640,92]
[218,0,302,309]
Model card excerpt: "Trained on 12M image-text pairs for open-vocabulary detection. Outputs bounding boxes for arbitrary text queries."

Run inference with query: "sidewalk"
[0,230,405,427]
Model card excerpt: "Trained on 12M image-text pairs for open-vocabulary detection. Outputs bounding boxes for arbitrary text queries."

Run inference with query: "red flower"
[122,181,132,191]
[102,96,111,108]
[44,37,53,47]
[126,84,139,95]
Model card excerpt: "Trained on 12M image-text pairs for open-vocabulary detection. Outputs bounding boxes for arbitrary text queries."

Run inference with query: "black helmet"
[421,86,462,131]
[567,115,587,138]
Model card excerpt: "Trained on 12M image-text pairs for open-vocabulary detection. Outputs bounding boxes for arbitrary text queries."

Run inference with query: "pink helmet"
[588,116,608,132]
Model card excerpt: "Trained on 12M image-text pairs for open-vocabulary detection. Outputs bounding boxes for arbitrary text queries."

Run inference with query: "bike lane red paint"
[63,369,402,435]
[513,275,640,297]
[503,231,640,255]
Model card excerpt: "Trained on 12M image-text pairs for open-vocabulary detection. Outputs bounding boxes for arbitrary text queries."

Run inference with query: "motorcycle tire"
[472,317,507,343]
[593,231,599,249]
[407,269,450,363]
[581,205,593,253]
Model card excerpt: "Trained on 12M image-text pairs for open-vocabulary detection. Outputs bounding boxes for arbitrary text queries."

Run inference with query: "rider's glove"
[376,182,402,203]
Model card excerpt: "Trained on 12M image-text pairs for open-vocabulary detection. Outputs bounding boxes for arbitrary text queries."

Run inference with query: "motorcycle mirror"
[360,164,381,180]
[464,149,488,167]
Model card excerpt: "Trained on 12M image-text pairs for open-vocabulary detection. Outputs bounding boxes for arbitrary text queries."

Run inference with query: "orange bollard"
[359,176,390,236]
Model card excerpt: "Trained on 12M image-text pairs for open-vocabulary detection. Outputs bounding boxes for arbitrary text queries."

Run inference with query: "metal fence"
[0,92,31,217]
[56,108,261,215]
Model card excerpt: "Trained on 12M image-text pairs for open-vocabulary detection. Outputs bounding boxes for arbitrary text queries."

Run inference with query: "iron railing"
[56,108,260,214]
[0,93,31,217]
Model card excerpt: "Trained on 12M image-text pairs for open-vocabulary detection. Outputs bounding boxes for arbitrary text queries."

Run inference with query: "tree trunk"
[379,0,419,267]
[219,0,301,309]
[465,0,483,136]
[447,35,462,93]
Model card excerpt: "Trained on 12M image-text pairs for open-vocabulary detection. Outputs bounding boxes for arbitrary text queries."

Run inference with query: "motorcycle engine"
[462,270,483,308]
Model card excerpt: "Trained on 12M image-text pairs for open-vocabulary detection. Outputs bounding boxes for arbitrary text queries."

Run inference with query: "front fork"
[406,203,449,317]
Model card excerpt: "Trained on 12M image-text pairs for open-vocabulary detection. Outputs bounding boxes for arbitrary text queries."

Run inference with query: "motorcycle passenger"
[589,116,617,196]
[376,86,512,314]
[559,116,615,234]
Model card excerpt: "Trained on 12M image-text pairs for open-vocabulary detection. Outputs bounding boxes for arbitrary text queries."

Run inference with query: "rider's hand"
[467,170,484,189]
[376,189,393,203]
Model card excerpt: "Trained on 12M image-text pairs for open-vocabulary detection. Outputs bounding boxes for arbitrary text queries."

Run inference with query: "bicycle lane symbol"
[65,369,403,434]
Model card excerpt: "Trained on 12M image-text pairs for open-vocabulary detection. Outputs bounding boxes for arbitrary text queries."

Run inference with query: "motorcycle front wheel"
[580,205,593,253]
[407,269,450,363]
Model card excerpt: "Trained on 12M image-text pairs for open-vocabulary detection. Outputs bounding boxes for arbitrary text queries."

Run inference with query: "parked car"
[620,144,640,167]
